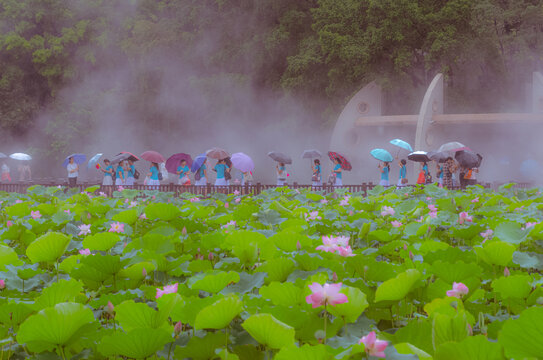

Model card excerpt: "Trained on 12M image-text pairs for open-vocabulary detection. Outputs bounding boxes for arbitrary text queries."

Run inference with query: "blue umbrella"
[87,153,103,169]
[62,154,86,167]
[191,153,207,173]
[370,149,394,162]
[389,139,413,152]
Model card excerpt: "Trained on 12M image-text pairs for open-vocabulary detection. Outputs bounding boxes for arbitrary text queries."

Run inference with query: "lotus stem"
[323,304,328,345]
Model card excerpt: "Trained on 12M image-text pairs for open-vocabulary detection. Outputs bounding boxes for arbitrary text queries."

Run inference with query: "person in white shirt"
[66,157,79,188]
[1,163,11,182]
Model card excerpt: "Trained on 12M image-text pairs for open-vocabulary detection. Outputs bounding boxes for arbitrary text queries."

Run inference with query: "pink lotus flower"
[471,197,479,203]
[235,197,241,203]
[305,211,322,221]
[139,213,147,220]
[426,197,432,201]
[306,283,348,308]
[128,201,138,208]
[458,212,472,225]
[380,206,395,217]
[415,216,423,223]
[222,220,236,229]
[504,267,510,277]
[64,209,71,214]
[224,203,229,208]
[428,204,437,212]
[334,236,350,247]
[181,227,187,235]
[339,196,351,206]
[15,199,22,204]
[446,282,469,298]
[233,190,240,196]
[99,192,107,197]
[391,220,403,228]
[524,222,539,229]
[117,185,124,192]
[109,222,125,233]
[174,321,183,336]
[190,197,200,203]
[480,229,493,242]
[336,246,354,257]
[359,331,388,358]
[79,249,91,256]
[0,279,5,289]
[156,283,178,299]
[316,235,349,253]
[30,210,41,219]
[429,211,437,218]
[105,301,115,316]
[320,199,328,204]
[78,224,91,236]
[6,221,13,227]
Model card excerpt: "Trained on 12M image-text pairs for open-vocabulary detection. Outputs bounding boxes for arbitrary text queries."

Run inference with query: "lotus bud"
[0,279,5,289]
[6,221,12,227]
[182,227,187,236]
[174,321,183,336]
[224,203,229,208]
[296,240,301,251]
[504,267,510,277]
[314,330,326,343]
[363,266,368,273]
[332,272,338,282]
[208,252,214,261]
[106,301,114,316]
[467,323,473,336]
[142,267,147,277]
[403,244,407,250]
[409,251,414,261]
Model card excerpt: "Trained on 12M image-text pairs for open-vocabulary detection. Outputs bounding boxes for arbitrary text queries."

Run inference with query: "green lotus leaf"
[242,313,295,349]
[194,295,243,330]
[491,274,532,300]
[270,231,312,252]
[499,306,543,359]
[374,269,421,303]
[100,328,173,359]
[0,244,22,270]
[144,203,181,221]
[5,202,30,218]
[82,232,120,251]
[114,300,171,331]
[494,221,527,245]
[435,335,504,360]
[189,271,240,293]
[475,241,516,267]
[128,233,174,254]
[112,209,138,225]
[512,251,543,270]
[0,302,34,329]
[174,331,225,360]
[431,260,482,283]
[424,247,475,264]
[327,286,369,323]
[220,272,266,295]
[118,261,156,280]
[394,319,433,355]
[275,344,330,360]
[26,232,70,263]
[256,257,296,283]
[17,302,96,353]
[432,311,469,351]
[172,295,220,326]
[259,281,304,307]
[33,279,84,310]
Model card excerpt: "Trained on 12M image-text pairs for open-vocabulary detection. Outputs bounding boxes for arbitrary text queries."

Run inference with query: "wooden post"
[256,182,261,195]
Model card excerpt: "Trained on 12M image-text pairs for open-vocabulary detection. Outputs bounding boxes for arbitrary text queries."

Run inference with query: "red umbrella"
[165,153,193,174]
[119,151,140,162]
[328,151,352,171]
[141,150,165,163]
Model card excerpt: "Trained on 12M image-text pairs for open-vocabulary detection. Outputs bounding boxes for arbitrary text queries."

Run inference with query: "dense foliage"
[1,184,543,359]
[1,0,542,152]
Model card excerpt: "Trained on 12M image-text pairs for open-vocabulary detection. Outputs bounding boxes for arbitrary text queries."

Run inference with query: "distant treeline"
[0,0,542,153]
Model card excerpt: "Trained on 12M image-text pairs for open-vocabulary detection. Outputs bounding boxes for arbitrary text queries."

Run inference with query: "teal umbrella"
[370,149,393,162]
[389,139,413,152]
[88,153,103,169]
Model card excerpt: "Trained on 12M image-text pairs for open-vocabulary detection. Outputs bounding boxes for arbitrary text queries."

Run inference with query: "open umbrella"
[455,150,480,168]
[88,153,103,169]
[141,150,165,163]
[390,139,413,152]
[231,152,254,172]
[268,151,292,164]
[62,154,86,167]
[110,153,131,164]
[408,151,431,163]
[9,153,32,161]
[191,153,207,173]
[328,151,352,171]
[302,149,322,159]
[427,151,449,163]
[439,142,470,153]
[166,153,193,174]
[370,149,393,163]
[206,147,229,160]
[118,152,139,162]
[0,153,7,159]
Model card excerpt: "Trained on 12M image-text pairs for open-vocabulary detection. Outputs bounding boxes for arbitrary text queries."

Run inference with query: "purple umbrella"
[231,152,254,172]
[165,153,193,174]
[141,150,165,163]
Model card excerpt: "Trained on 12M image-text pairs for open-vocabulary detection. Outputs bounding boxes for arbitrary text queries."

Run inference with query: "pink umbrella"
[231,152,254,172]
[165,153,193,174]
[141,151,165,163]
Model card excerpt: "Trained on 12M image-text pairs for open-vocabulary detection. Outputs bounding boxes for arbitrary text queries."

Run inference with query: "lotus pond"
[1,184,543,360]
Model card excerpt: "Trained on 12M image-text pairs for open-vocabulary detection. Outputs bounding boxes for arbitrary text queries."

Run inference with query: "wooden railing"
[0,181,534,197]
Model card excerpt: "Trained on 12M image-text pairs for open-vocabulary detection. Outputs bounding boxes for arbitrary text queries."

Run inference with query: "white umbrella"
[9,153,32,161]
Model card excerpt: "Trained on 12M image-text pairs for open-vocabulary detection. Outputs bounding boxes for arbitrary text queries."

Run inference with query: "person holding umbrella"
[176,159,191,185]
[312,159,322,187]
[115,160,126,186]
[1,162,11,182]
[397,159,407,187]
[332,158,343,186]
[442,157,457,189]
[378,162,390,187]
[100,159,114,186]
[214,159,228,186]
[125,159,136,186]
[276,163,287,186]
[66,157,79,188]
[147,162,160,189]
[196,159,207,186]
[436,162,444,187]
